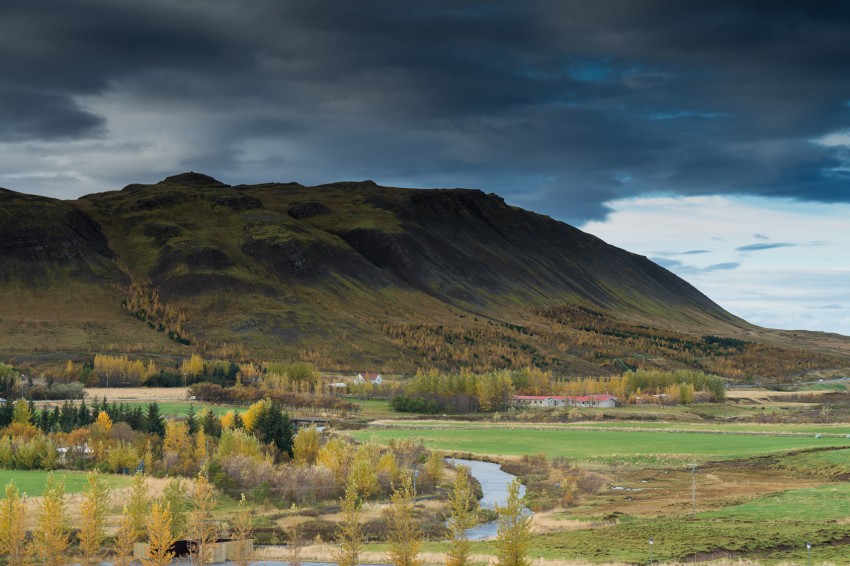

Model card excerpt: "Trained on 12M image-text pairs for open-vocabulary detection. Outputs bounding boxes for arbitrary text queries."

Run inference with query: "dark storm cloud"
[4,0,850,221]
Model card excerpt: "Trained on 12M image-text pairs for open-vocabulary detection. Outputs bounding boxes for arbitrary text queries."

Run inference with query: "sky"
[1,0,849,334]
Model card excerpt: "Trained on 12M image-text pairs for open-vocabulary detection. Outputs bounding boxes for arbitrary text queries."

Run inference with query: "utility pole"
[691,463,697,519]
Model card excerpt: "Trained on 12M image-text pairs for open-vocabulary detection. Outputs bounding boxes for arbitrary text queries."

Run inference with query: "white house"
[356,372,382,385]
[512,394,617,409]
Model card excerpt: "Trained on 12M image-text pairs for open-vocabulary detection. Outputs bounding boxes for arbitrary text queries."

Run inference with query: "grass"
[348,427,850,465]
[467,517,850,564]
[122,401,245,417]
[0,469,132,496]
[701,482,850,522]
[368,417,850,435]
[353,398,400,419]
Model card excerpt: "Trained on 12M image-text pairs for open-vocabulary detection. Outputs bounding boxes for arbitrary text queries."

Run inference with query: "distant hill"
[1,172,848,377]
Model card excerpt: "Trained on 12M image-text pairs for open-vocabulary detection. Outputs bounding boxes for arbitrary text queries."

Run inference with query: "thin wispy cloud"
[736,243,796,252]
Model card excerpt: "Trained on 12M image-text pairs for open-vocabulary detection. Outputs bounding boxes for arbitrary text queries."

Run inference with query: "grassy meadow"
[349,426,850,466]
[340,396,850,564]
[0,469,132,496]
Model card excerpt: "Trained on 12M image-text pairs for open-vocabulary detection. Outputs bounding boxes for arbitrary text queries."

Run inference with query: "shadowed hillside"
[1,173,848,376]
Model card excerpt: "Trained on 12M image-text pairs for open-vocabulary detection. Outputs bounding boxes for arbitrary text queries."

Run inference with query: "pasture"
[121,401,244,417]
[349,426,850,466]
[0,469,132,496]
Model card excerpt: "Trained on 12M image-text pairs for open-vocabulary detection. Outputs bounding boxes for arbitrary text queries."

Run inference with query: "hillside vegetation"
[1,173,848,378]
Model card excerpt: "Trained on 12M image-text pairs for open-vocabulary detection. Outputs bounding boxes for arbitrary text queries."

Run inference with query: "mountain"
[1,173,848,376]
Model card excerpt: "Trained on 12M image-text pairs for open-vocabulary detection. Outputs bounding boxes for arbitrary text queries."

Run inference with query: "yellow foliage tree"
[424,451,444,486]
[446,466,477,566]
[292,425,320,466]
[92,410,113,437]
[349,445,379,499]
[195,428,208,466]
[112,506,136,566]
[335,482,363,566]
[376,452,400,484]
[33,473,68,566]
[12,399,32,424]
[494,479,530,566]
[143,502,175,566]
[188,471,219,566]
[241,399,269,432]
[79,470,111,566]
[385,474,423,566]
[316,436,350,483]
[162,419,193,474]
[219,410,236,430]
[127,472,151,542]
[0,481,30,563]
[181,354,205,382]
[230,494,256,566]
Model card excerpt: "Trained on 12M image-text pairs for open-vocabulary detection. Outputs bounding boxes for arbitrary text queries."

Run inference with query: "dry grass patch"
[85,386,189,401]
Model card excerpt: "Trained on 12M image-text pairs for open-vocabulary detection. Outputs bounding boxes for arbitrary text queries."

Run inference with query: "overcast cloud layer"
[1,1,849,333]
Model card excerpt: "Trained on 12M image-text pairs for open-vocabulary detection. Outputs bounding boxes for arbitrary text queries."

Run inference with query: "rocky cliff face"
[0,188,123,285]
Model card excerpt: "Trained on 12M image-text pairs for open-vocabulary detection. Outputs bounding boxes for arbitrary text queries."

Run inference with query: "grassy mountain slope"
[1,173,848,376]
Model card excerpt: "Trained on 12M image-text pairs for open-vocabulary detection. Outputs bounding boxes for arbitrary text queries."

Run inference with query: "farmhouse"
[354,372,383,385]
[512,394,617,408]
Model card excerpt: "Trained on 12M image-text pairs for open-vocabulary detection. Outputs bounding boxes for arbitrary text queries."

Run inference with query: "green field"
[353,399,400,419]
[123,401,245,417]
[0,469,132,496]
[369,418,850,435]
[349,427,850,465]
[702,482,850,522]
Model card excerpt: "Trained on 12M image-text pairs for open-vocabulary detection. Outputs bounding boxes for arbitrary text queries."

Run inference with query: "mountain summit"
[1,174,847,375]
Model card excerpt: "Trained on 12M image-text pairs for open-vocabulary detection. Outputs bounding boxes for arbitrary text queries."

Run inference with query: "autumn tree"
[349,444,379,499]
[494,479,530,566]
[385,474,423,566]
[159,477,191,542]
[229,494,256,566]
[293,425,320,465]
[446,466,477,566]
[78,471,111,566]
[195,427,209,466]
[127,472,151,542]
[316,436,350,483]
[181,353,206,384]
[12,399,32,424]
[143,502,175,566]
[0,481,30,563]
[162,419,194,474]
[376,451,401,487]
[188,470,219,566]
[112,507,136,566]
[287,504,305,566]
[32,473,68,566]
[92,410,113,436]
[424,450,444,488]
[335,482,364,566]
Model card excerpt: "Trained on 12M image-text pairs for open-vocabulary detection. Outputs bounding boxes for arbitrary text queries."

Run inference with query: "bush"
[187,383,358,413]
[26,382,85,401]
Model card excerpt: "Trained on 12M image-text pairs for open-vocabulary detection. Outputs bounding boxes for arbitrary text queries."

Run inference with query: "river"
[445,457,527,540]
